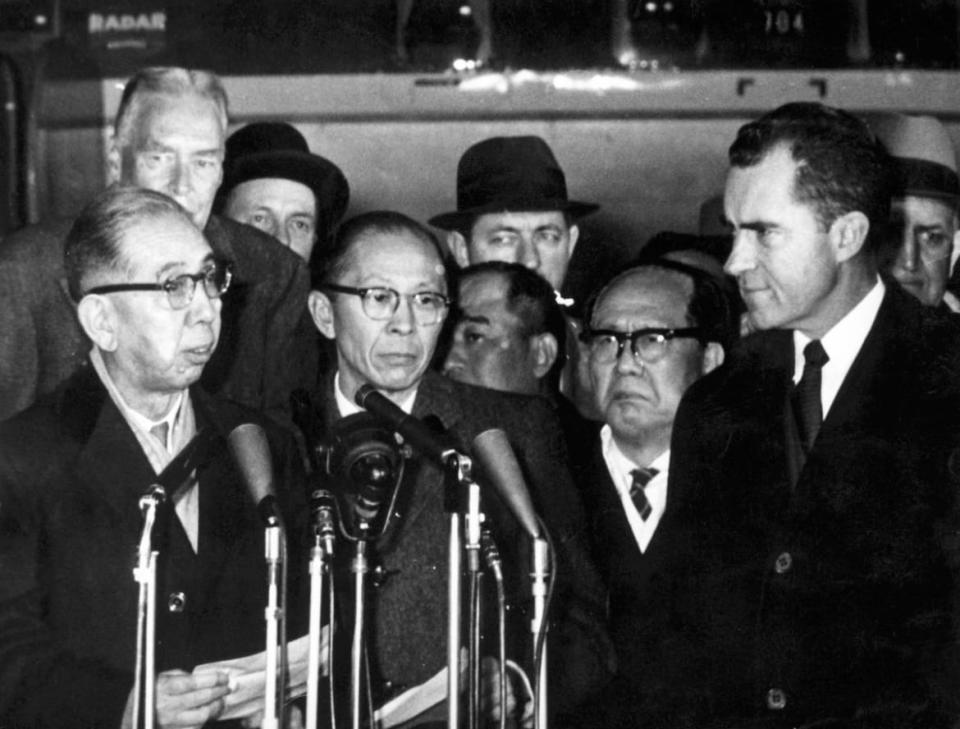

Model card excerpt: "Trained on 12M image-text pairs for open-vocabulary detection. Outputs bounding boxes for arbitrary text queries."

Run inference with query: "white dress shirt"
[793,278,885,419]
[600,424,670,554]
[334,372,418,417]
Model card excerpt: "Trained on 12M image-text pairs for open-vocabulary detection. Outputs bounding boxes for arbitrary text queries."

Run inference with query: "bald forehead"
[594,267,693,323]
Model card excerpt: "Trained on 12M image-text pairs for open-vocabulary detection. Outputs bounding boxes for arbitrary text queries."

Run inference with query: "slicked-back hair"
[114,67,228,149]
[316,210,450,290]
[729,102,895,254]
[456,261,568,385]
[583,258,741,354]
[64,187,195,301]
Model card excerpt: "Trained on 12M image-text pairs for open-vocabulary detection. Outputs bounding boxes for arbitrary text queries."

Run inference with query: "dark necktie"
[629,467,659,521]
[792,340,829,453]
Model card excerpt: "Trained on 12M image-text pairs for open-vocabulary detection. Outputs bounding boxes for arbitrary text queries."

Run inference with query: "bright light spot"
[34,14,47,25]
[645,2,656,12]
[459,4,472,16]
[664,1,673,10]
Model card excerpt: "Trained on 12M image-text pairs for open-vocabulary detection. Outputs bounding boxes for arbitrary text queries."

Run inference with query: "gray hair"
[113,67,229,149]
[64,186,196,301]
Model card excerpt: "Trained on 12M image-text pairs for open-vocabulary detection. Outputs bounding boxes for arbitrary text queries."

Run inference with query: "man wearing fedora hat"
[429,135,598,293]
[217,121,350,276]
[871,113,960,311]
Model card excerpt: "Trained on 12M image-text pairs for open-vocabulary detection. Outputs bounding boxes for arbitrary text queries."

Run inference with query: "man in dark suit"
[303,211,610,724]
[659,102,960,727]
[0,188,304,728]
[0,67,313,427]
[564,259,737,728]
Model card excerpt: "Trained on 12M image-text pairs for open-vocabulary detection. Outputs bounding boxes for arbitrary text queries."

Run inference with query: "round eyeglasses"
[580,327,703,364]
[84,260,233,310]
[322,283,450,325]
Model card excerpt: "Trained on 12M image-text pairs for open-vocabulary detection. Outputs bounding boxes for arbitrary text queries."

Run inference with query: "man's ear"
[308,290,337,339]
[567,223,580,258]
[106,138,123,185]
[829,211,870,263]
[701,341,725,375]
[446,230,471,270]
[529,332,559,379]
[77,295,119,352]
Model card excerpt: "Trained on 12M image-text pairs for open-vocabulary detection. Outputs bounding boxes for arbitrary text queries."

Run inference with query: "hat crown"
[226,122,311,162]
[872,114,957,173]
[457,136,569,212]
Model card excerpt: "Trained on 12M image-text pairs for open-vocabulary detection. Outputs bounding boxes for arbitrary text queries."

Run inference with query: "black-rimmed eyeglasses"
[580,327,703,364]
[85,260,233,310]
[322,283,450,325]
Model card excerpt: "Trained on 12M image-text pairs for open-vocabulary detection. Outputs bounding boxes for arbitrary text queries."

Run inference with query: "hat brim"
[428,199,599,231]
[224,150,350,222]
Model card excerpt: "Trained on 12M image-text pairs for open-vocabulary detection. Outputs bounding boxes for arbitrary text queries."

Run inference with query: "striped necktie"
[629,467,659,521]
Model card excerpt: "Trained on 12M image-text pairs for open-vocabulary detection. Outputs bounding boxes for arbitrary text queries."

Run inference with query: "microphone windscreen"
[472,428,541,539]
[227,422,276,507]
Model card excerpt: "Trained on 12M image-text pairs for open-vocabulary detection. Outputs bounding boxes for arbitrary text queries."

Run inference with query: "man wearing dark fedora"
[429,135,598,292]
[870,113,960,311]
[217,121,350,278]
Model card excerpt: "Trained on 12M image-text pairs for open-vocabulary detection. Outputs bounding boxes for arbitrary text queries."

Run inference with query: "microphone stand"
[531,537,550,729]
[350,533,369,729]
[132,485,166,729]
[263,521,285,729]
[307,497,337,729]
[465,462,482,729]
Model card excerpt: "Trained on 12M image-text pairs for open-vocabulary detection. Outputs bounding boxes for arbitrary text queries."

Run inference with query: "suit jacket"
[301,370,611,716]
[569,434,692,728]
[655,286,960,728]
[0,214,315,427]
[0,368,306,728]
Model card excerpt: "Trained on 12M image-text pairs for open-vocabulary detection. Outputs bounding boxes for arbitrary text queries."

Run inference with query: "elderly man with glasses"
[565,257,738,728]
[0,187,306,729]
[300,210,611,726]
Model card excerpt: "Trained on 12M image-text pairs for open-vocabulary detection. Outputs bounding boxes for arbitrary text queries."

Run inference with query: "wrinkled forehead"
[119,213,214,275]
[891,194,960,228]
[344,230,447,288]
[592,268,693,326]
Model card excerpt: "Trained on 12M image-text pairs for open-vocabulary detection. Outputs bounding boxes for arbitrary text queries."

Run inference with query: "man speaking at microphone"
[304,210,610,723]
[0,187,304,728]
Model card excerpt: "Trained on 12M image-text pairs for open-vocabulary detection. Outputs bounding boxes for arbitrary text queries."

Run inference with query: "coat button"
[766,687,787,710]
[167,591,187,613]
[774,552,793,574]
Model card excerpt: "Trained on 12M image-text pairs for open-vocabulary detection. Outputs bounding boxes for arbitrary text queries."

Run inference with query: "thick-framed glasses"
[581,327,703,364]
[85,260,233,310]
[322,283,450,325]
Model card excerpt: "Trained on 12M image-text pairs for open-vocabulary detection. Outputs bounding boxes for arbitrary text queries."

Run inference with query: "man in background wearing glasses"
[870,113,960,311]
[302,210,611,725]
[0,187,305,728]
[564,258,737,727]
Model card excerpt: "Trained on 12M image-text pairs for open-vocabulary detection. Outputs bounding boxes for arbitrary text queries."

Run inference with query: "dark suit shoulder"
[0,218,71,267]
[204,214,307,285]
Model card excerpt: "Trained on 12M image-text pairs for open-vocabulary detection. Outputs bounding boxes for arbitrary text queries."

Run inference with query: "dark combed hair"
[729,102,895,254]
[314,210,450,289]
[64,187,195,302]
[583,258,741,354]
[456,260,568,385]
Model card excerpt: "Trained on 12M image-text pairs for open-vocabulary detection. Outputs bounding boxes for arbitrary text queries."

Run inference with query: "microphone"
[350,450,397,524]
[471,428,541,539]
[228,423,282,527]
[354,384,459,465]
[139,484,167,513]
[311,489,338,555]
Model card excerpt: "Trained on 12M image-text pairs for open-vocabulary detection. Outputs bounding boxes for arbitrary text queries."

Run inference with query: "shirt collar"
[793,277,885,384]
[600,423,671,488]
[334,371,418,418]
[90,347,184,440]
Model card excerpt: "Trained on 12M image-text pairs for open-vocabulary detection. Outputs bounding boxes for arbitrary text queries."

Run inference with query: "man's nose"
[724,232,756,277]
[189,280,219,323]
[894,234,919,272]
[170,158,191,197]
[614,340,644,375]
[387,295,416,333]
[519,236,541,272]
